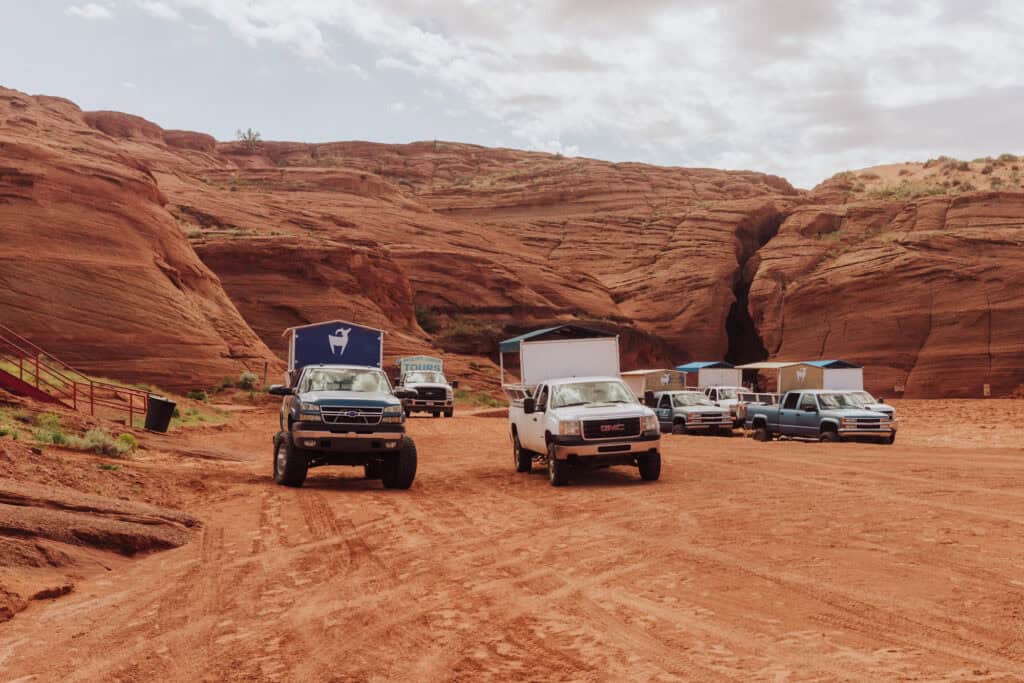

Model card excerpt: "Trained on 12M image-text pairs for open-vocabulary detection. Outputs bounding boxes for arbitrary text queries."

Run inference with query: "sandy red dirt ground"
[1,400,1023,681]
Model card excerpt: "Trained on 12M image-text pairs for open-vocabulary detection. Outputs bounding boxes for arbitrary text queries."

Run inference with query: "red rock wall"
[0,89,279,390]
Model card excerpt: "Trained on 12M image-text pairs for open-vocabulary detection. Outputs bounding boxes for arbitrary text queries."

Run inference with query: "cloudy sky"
[4,1,1024,187]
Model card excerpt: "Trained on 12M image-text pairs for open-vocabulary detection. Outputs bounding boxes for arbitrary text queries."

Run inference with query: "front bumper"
[291,428,405,452]
[549,433,660,460]
[838,428,897,437]
[407,400,453,409]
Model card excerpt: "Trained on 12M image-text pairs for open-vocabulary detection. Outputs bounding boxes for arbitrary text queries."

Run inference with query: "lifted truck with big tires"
[270,364,418,488]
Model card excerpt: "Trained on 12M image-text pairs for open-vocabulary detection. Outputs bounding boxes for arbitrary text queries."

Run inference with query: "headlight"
[558,420,581,436]
[298,402,321,421]
[643,414,659,433]
[382,405,404,424]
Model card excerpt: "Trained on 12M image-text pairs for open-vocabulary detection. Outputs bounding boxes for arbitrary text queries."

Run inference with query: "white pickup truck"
[500,326,661,486]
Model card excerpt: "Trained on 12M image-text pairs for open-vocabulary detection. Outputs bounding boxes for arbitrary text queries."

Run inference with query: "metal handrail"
[0,325,149,424]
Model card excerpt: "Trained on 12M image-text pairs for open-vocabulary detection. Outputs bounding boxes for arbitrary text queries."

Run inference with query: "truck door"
[779,392,801,435]
[797,393,820,436]
[656,394,673,427]
[521,384,548,452]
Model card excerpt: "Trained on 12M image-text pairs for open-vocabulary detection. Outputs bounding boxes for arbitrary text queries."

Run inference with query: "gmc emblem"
[600,423,626,433]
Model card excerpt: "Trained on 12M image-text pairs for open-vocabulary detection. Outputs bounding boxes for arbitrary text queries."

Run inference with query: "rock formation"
[1,86,1021,396]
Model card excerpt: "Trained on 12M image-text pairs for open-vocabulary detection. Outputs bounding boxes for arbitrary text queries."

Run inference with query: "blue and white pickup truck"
[745,389,897,444]
[651,390,733,435]
[269,321,418,488]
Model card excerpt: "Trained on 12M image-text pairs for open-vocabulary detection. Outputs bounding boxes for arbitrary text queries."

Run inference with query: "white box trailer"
[499,325,620,388]
[675,361,741,389]
[620,369,688,399]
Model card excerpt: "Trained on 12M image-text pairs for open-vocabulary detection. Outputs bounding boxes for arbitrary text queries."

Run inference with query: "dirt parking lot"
[1,400,1023,681]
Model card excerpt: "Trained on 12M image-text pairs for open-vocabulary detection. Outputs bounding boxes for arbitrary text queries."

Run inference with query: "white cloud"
[66,2,114,20]
[138,0,180,21]
[342,63,369,80]
[153,0,1024,186]
[121,81,137,88]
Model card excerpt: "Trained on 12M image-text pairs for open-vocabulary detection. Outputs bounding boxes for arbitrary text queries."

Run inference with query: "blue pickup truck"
[744,389,896,444]
[269,321,418,488]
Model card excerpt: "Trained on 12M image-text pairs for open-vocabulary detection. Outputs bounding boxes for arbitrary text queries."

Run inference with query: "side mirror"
[450,380,459,389]
[394,388,418,400]
[878,397,886,404]
[268,384,294,396]
[643,391,656,407]
[523,397,536,414]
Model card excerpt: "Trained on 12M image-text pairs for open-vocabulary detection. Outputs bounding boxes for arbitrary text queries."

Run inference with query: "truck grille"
[846,417,890,430]
[583,417,641,440]
[690,413,727,424]
[320,406,383,425]
[416,387,447,401]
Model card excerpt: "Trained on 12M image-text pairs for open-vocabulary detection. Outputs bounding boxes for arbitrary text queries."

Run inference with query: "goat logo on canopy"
[795,366,808,382]
[328,328,351,356]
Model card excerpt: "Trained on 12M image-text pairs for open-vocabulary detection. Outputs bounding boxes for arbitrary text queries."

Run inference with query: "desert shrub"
[236,128,262,151]
[990,176,1004,188]
[68,429,136,457]
[415,305,441,334]
[220,376,236,389]
[998,153,1017,162]
[468,360,481,371]
[898,168,911,176]
[959,181,977,192]
[454,389,503,408]
[186,390,208,402]
[238,371,258,390]
[957,161,970,171]
[980,164,994,175]
[33,413,67,445]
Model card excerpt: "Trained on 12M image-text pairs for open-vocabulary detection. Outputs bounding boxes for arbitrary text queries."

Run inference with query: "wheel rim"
[276,443,287,474]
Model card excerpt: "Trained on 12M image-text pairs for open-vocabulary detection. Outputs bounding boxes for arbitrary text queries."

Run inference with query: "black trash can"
[145,394,177,433]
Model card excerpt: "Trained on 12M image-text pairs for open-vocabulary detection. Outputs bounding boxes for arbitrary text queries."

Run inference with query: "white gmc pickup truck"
[500,326,662,487]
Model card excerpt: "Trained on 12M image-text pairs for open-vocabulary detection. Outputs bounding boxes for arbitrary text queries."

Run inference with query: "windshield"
[550,381,638,408]
[816,392,861,409]
[404,371,446,384]
[303,368,391,393]
[716,388,739,400]
[848,391,876,406]
[672,393,715,407]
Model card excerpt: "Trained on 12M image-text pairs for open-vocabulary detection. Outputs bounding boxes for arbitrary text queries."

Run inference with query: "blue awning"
[802,360,862,369]
[675,361,735,372]
[499,324,615,353]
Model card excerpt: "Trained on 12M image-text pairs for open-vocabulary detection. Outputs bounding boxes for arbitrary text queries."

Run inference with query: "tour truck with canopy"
[500,325,661,486]
[268,320,418,489]
[397,355,457,417]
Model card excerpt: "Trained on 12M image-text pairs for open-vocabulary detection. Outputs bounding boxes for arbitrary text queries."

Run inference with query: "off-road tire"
[884,431,896,445]
[637,451,661,481]
[382,437,417,489]
[671,421,686,435]
[752,426,771,442]
[444,408,454,418]
[273,436,308,487]
[820,429,840,443]
[364,460,383,479]
[432,411,441,418]
[547,443,570,487]
[513,432,532,473]
[717,427,733,438]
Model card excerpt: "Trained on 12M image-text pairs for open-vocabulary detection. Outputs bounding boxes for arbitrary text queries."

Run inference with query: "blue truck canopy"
[802,360,862,369]
[498,324,615,354]
[284,320,384,371]
[675,361,735,373]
